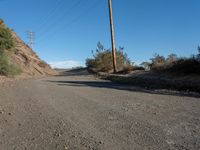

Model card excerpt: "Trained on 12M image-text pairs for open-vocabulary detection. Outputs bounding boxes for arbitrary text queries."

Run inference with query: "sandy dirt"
[0,69,200,150]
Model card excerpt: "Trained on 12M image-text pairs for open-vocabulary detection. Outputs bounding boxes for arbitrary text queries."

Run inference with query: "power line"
[35,0,65,32]
[25,0,63,49]
[37,0,97,42]
[37,0,84,40]
[37,0,99,42]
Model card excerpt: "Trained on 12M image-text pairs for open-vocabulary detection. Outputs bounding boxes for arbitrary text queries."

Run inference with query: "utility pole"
[108,0,117,73]
[27,31,35,49]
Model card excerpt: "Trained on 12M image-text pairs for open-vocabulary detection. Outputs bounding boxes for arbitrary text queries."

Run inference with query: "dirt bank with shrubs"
[98,71,200,94]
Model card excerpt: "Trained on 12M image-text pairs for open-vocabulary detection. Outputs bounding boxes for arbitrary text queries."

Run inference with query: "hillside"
[0,19,56,76]
[10,31,56,76]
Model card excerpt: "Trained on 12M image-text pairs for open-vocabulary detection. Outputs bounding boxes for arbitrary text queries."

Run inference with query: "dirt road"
[0,69,200,150]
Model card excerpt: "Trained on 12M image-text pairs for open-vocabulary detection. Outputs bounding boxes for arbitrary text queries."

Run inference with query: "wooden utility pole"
[108,0,117,73]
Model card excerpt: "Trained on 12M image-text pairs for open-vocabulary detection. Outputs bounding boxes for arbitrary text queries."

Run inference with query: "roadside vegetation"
[86,42,200,76]
[86,42,134,73]
[87,42,200,93]
[141,48,200,76]
[0,19,21,76]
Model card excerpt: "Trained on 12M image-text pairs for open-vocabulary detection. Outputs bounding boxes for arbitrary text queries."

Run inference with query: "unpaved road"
[0,69,200,150]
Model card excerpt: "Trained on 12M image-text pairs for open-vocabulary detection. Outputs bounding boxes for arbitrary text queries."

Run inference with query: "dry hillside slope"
[0,19,56,76]
[11,31,56,76]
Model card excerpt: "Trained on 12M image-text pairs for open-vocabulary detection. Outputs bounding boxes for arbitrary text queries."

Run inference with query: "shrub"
[86,42,133,73]
[116,65,134,74]
[150,54,166,67]
[166,53,178,63]
[0,22,15,51]
[38,60,48,68]
[0,52,21,76]
[0,19,21,76]
[149,48,200,75]
[153,57,200,75]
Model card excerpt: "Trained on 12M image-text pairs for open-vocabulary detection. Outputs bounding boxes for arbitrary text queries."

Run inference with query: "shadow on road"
[46,68,200,98]
[46,80,200,98]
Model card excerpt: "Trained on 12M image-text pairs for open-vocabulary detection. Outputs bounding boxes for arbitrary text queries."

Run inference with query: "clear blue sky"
[0,0,200,68]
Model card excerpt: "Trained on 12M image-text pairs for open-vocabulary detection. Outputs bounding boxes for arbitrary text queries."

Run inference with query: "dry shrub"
[86,42,132,73]
[152,57,200,75]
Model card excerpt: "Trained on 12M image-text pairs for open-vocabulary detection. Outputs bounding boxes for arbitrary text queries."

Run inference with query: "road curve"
[0,69,200,150]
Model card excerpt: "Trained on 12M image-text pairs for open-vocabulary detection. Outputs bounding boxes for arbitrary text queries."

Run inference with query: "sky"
[0,0,200,68]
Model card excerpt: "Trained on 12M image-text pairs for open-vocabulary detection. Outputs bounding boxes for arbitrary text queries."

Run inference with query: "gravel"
[0,70,199,150]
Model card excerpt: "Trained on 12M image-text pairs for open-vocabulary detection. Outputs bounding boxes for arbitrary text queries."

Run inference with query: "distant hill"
[0,19,56,76]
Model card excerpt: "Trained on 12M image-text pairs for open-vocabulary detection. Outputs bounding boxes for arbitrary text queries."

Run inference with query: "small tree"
[96,41,104,52]
[166,53,178,63]
[86,42,132,72]
[150,54,166,66]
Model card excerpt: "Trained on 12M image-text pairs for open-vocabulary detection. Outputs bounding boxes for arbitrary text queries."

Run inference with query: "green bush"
[0,52,21,76]
[0,19,21,76]
[0,22,15,52]
[86,42,132,73]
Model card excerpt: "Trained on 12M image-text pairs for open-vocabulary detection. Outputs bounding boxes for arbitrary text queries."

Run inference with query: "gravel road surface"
[0,69,200,150]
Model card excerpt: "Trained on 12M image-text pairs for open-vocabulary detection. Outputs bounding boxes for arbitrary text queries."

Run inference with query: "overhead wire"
[37,0,84,41]
[35,0,65,32]
[37,0,100,43]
